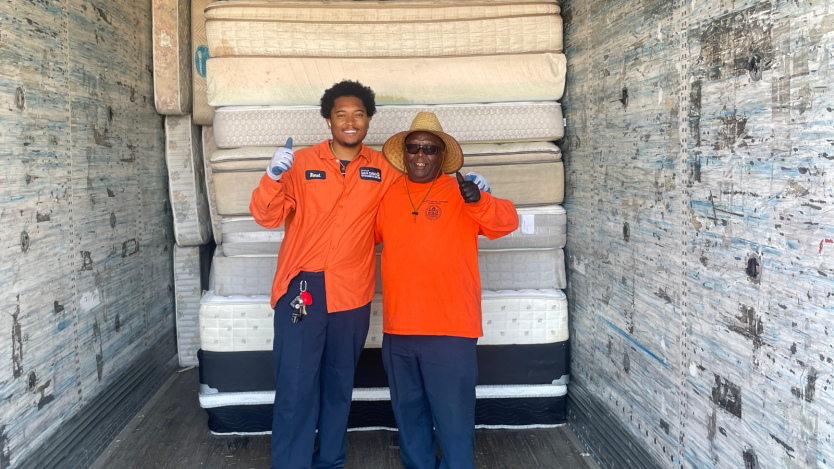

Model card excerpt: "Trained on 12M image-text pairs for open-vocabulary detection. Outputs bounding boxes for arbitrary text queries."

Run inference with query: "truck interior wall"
[0,1,175,468]
[560,0,833,468]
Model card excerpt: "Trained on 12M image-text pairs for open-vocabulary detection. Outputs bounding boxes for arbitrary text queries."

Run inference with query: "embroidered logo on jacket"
[306,170,326,180]
[359,167,382,182]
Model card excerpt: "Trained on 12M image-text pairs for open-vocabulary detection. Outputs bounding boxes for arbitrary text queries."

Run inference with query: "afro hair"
[320,80,377,119]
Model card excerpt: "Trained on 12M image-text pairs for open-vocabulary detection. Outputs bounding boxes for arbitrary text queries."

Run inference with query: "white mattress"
[174,245,203,366]
[201,126,223,244]
[211,246,276,296]
[211,246,566,297]
[375,249,566,293]
[153,0,192,115]
[479,205,566,250]
[221,217,285,257]
[206,53,566,106]
[204,1,562,58]
[212,102,563,148]
[192,0,215,125]
[165,116,212,246]
[200,383,568,406]
[199,289,567,352]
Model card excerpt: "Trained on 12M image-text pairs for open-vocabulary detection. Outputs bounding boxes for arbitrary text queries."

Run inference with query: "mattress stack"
[153,0,214,366]
[195,0,569,434]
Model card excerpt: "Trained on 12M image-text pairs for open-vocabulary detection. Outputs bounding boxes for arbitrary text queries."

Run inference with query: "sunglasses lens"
[405,144,441,155]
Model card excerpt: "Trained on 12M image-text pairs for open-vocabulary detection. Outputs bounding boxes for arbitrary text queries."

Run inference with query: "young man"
[374,113,519,469]
[248,80,399,469]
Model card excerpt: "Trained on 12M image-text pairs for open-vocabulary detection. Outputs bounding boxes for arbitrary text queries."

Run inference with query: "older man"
[374,113,519,469]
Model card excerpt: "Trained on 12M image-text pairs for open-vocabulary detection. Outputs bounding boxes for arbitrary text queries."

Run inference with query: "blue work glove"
[464,172,491,194]
[267,138,294,181]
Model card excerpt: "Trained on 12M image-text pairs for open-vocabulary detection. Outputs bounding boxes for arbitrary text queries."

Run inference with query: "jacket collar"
[320,140,370,164]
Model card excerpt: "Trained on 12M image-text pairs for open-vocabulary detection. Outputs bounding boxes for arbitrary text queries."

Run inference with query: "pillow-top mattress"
[206,53,566,106]
[198,289,568,353]
[207,141,564,218]
[211,102,564,148]
[462,145,564,207]
[192,0,215,125]
[165,115,212,246]
[209,205,563,257]
[174,245,203,366]
[204,1,562,58]
[153,0,192,115]
[221,217,284,257]
[479,205,566,250]
[211,246,566,297]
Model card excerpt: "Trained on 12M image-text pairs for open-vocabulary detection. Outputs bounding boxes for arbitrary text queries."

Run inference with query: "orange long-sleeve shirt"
[374,175,519,338]
[250,141,401,311]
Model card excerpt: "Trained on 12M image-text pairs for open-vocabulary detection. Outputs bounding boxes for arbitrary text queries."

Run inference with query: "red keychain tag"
[300,291,313,305]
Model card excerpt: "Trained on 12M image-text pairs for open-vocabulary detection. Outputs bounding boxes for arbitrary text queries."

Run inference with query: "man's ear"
[325,118,331,129]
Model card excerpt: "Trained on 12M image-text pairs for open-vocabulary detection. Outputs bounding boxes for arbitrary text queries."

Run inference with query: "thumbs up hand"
[464,172,491,194]
[456,172,481,204]
[267,138,295,181]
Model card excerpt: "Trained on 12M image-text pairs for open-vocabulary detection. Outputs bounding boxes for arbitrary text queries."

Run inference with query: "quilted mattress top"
[198,288,569,351]
[205,1,562,58]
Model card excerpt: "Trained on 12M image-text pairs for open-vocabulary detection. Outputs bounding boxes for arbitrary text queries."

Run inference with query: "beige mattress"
[192,0,215,125]
[462,144,564,207]
[212,102,564,148]
[205,1,562,58]
[201,126,222,244]
[208,142,563,217]
[174,245,202,366]
[206,53,566,106]
[153,0,192,115]
[166,115,212,246]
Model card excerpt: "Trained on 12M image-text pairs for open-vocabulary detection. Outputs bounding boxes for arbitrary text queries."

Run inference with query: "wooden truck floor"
[90,368,597,469]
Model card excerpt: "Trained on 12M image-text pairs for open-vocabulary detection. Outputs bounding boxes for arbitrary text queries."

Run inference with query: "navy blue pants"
[271,272,371,469]
[382,333,478,469]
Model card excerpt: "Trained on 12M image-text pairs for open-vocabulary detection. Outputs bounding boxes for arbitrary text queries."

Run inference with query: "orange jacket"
[374,175,519,337]
[250,141,401,311]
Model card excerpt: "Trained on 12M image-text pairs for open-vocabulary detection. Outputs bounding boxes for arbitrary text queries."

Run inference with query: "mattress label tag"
[359,167,382,182]
[306,170,326,180]
[521,214,535,234]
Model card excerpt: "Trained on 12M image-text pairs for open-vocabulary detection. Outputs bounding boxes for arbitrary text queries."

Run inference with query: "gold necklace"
[330,140,347,174]
[404,162,444,222]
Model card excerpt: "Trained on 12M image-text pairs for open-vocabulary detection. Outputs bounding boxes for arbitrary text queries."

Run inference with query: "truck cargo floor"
[90,368,597,469]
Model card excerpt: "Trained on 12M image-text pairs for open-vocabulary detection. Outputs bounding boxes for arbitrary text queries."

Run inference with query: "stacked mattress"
[203,1,565,106]
[153,2,216,365]
[198,289,569,433]
[196,0,570,432]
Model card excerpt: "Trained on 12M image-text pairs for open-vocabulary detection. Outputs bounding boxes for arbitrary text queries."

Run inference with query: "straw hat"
[382,112,463,175]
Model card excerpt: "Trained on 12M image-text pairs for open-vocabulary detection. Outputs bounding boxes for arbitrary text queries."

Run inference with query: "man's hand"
[464,172,491,194]
[267,138,294,181]
[456,172,481,204]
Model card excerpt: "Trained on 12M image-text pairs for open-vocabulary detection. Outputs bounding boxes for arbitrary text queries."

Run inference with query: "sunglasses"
[405,144,442,156]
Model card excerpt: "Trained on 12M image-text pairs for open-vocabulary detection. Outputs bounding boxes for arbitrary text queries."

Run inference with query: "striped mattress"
[204,1,562,58]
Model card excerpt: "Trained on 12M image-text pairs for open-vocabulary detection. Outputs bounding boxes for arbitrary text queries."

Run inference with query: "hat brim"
[382,130,463,175]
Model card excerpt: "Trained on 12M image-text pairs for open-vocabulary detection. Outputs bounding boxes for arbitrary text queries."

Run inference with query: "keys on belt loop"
[290,279,314,323]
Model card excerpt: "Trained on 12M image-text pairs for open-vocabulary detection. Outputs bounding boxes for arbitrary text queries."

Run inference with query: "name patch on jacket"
[359,167,382,182]
[306,170,327,180]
